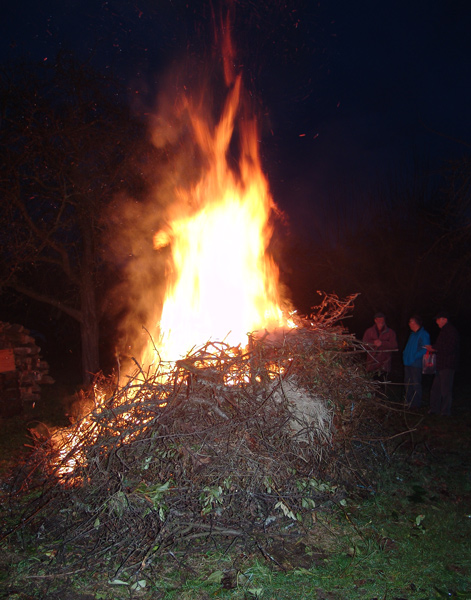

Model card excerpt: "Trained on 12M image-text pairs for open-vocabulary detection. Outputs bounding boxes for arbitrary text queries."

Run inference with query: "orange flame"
[140,63,292,367]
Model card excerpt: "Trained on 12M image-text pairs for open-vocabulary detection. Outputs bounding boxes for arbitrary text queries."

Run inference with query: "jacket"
[363,324,398,373]
[433,322,460,370]
[403,327,430,368]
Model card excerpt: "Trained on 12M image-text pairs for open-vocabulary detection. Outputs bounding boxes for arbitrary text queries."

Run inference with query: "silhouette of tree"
[0,53,151,384]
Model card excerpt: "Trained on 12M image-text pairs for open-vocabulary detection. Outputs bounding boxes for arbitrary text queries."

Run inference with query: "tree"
[0,53,150,384]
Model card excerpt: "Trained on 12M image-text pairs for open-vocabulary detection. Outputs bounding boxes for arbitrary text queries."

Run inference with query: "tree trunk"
[80,268,100,386]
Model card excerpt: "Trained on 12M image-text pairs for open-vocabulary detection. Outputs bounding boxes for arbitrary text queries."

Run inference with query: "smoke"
[103,63,209,371]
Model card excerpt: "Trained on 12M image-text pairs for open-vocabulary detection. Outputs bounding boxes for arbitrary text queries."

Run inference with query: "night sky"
[2,0,471,379]
[3,0,471,231]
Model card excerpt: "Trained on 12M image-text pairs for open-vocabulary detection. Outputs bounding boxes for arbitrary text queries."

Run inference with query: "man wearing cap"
[362,312,398,378]
[425,311,460,416]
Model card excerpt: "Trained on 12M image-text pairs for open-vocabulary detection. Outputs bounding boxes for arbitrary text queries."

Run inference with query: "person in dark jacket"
[403,315,430,409]
[425,311,460,416]
[363,312,398,378]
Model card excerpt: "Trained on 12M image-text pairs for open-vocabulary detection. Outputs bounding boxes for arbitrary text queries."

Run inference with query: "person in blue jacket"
[403,315,430,408]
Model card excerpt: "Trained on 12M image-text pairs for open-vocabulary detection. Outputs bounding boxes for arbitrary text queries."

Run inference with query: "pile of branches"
[5,293,384,582]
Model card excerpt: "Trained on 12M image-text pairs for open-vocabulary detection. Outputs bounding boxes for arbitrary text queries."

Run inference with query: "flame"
[45,23,296,485]
[140,74,291,366]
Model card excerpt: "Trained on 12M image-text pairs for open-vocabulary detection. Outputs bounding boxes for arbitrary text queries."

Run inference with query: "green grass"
[317,462,471,599]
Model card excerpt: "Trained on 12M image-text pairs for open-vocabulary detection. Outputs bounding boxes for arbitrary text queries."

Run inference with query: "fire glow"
[49,26,296,482]
[141,74,293,367]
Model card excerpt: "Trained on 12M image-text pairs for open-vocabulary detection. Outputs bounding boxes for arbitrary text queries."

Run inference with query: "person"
[425,311,460,416]
[362,312,398,378]
[402,315,430,408]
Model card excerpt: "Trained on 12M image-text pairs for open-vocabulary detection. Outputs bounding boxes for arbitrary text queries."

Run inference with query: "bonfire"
[3,17,381,588]
[6,293,380,582]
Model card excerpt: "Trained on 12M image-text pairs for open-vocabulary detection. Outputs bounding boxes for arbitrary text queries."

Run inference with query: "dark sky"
[2,0,471,364]
[2,0,471,234]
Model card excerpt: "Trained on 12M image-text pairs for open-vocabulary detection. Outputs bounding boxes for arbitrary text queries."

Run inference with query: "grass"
[1,384,471,599]
[320,458,471,599]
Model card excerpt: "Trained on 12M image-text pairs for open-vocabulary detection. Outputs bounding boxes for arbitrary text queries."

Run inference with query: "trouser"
[429,368,455,416]
[404,366,423,408]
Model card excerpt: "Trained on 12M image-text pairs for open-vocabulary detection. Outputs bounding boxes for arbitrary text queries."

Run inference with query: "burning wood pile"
[7,295,383,582]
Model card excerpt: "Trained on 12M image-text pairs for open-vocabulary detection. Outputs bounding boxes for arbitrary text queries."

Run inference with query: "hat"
[374,312,385,319]
[435,310,450,320]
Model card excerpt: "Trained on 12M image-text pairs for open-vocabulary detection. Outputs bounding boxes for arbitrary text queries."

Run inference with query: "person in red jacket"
[362,312,398,378]
[425,311,460,416]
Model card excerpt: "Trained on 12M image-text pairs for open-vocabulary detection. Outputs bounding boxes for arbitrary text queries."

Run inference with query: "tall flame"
[140,66,291,366]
